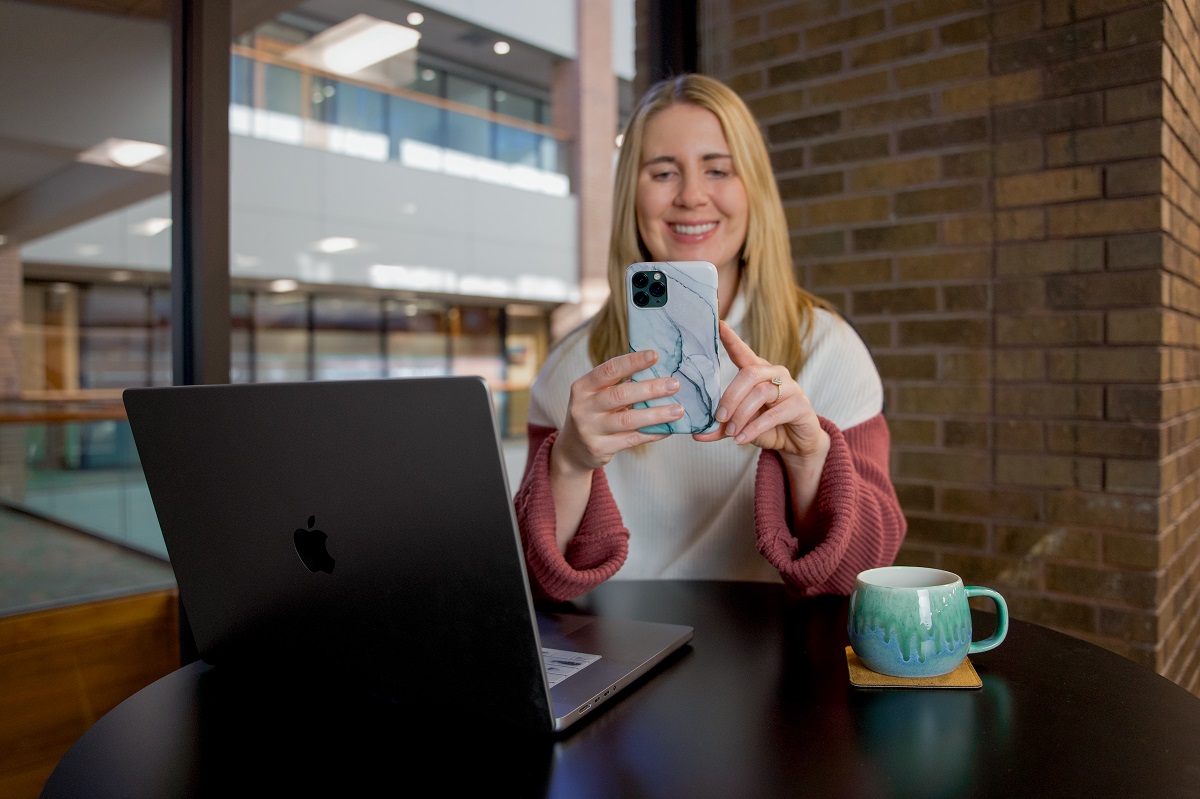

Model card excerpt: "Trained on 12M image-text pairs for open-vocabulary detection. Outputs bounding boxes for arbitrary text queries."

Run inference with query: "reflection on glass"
[255,292,310,383]
[231,290,254,384]
[314,296,383,380]
[385,300,447,377]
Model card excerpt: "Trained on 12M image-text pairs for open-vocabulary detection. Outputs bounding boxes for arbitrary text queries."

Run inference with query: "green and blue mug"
[848,566,1009,679]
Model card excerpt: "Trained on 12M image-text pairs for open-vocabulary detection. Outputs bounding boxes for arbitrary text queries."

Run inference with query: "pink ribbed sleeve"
[513,424,629,601]
[754,413,906,595]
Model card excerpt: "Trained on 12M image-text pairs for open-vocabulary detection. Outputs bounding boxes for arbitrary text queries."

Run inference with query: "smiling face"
[635,103,749,281]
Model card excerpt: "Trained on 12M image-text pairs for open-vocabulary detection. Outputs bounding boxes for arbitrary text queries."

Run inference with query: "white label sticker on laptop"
[542,647,601,687]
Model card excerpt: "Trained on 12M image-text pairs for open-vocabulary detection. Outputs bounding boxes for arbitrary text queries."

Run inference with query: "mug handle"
[965,586,1009,654]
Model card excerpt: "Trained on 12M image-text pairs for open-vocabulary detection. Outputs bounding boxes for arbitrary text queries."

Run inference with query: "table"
[41,580,1200,798]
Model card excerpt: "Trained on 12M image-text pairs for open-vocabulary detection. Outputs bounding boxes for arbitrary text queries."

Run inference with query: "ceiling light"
[129,217,172,236]
[314,236,358,253]
[270,279,299,293]
[78,138,170,172]
[286,15,420,76]
[111,270,132,282]
[407,12,424,25]
[493,41,511,55]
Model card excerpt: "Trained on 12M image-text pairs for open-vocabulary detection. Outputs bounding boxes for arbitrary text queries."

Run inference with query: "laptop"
[122,375,693,734]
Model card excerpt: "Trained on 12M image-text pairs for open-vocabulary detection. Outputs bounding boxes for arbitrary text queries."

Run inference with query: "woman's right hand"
[553,350,683,475]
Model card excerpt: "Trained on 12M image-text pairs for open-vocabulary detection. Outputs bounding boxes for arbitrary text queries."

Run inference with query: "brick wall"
[689,0,1200,695]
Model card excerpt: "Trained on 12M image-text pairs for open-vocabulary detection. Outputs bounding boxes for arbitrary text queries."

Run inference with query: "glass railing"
[229,44,571,197]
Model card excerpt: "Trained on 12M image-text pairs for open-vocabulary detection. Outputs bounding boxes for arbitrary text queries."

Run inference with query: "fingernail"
[715,407,729,422]
[672,404,685,417]
[666,379,679,392]
[735,433,746,443]
[725,423,736,437]
[643,350,655,363]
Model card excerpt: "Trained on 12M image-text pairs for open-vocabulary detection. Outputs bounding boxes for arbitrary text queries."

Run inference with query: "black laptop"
[123,375,692,734]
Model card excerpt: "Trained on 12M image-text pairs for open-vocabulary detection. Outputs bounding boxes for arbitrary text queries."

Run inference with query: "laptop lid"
[123,376,692,734]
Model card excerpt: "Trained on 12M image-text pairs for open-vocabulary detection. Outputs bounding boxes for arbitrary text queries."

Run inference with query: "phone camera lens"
[633,291,649,307]
[649,281,666,298]
[632,272,649,289]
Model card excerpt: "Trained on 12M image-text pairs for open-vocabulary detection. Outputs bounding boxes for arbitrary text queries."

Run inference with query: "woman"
[514,74,905,601]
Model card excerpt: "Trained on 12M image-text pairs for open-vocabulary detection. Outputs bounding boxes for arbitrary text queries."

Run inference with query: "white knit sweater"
[526,291,884,583]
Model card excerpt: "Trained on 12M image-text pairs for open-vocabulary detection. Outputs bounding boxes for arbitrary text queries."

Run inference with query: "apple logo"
[293,515,335,574]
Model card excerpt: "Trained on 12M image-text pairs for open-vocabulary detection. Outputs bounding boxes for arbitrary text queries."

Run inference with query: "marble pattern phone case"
[626,261,721,434]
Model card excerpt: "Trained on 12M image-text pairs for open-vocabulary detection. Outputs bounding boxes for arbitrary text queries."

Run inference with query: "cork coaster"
[845,646,982,689]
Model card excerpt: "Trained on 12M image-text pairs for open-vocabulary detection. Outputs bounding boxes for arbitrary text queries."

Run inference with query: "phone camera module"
[632,271,650,289]
[633,291,650,307]
[649,281,666,298]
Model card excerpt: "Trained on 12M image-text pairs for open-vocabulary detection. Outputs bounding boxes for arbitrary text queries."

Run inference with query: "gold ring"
[770,375,783,403]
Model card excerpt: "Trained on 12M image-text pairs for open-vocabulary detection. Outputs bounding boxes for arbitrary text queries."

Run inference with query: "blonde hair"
[587,73,832,375]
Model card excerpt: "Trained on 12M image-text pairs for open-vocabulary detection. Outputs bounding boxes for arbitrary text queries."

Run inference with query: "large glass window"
[313,296,384,380]
[255,292,310,382]
[385,300,448,377]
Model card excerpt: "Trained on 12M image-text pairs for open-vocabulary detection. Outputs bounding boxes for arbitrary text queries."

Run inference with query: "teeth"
[672,222,716,235]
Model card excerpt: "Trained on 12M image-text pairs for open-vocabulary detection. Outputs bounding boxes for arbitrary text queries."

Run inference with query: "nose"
[674,171,708,208]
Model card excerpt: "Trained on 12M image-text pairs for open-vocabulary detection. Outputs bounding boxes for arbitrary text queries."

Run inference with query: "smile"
[671,222,717,235]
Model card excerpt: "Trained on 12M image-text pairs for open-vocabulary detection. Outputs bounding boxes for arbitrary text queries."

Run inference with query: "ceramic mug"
[848,566,1009,678]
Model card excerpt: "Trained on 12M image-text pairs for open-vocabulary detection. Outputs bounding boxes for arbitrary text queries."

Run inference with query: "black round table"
[41,580,1200,798]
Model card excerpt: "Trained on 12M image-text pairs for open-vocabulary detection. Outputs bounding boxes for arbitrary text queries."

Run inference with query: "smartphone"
[626,261,722,434]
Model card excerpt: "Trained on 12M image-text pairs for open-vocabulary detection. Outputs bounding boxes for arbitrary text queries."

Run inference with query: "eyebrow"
[642,153,733,167]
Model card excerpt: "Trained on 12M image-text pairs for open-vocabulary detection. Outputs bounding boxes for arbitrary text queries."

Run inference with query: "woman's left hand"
[693,321,829,462]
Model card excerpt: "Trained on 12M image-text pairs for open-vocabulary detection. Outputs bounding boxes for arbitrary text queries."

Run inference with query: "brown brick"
[771,145,806,173]
[898,117,988,152]
[1048,197,1163,236]
[993,94,1103,138]
[1108,233,1163,269]
[1106,459,1162,494]
[997,453,1103,488]
[1007,595,1097,635]
[896,184,985,216]
[806,9,887,49]
[852,286,939,315]
[1046,119,1161,167]
[844,94,934,129]
[990,0,1041,37]
[874,353,938,380]
[898,319,990,346]
[887,416,938,443]
[944,214,994,245]
[748,90,806,121]
[945,419,989,447]
[995,417,1045,449]
[943,150,991,179]
[903,516,990,547]
[895,449,991,481]
[1046,347,1165,382]
[942,487,1041,519]
[894,482,936,510]
[897,251,991,280]
[942,70,1042,114]
[767,52,843,88]
[1108,385,1163,422]
[942,351,990,380]
[849,30,934,67]
[728,71,764,95]
[1046,46,1161,97]
[778,170,844,197]
[852,221,939,251]
[1105,4,1165,50]
[1106,82,1162,123]
[996,312,1104,345]
[810,133,890,165]
[995,138,1044,175]
[1105,159,1161,197]
[940,14,989,45]
[733,14,761,39]
[995,239,1105,276]
[997,526,1099,560]
[995,350,1045,380]
[849,156,938,190]
[893,0,986,27]
[1044,0,1156,25]
[995,167,1102,207]
[1098,607,1160,643]
[996,384,1104,418]
[896,50,989,90]
[948,555,1043,589]
[1046,271,1162,308]
[810,258,892,286]
[732,32,802,69]
[807,195,891,226]
[1045,563,1160,606]
[1107,308,1164,343]
[767,111,842,143]
[990,22,1104,74]
[996,209,1047,241]
[766,0,842,27]
[994,277,1045,311]
[1047,421,1161,457]
[895,384,992,414]
[809,71,891,106]
[792,231,846,257]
